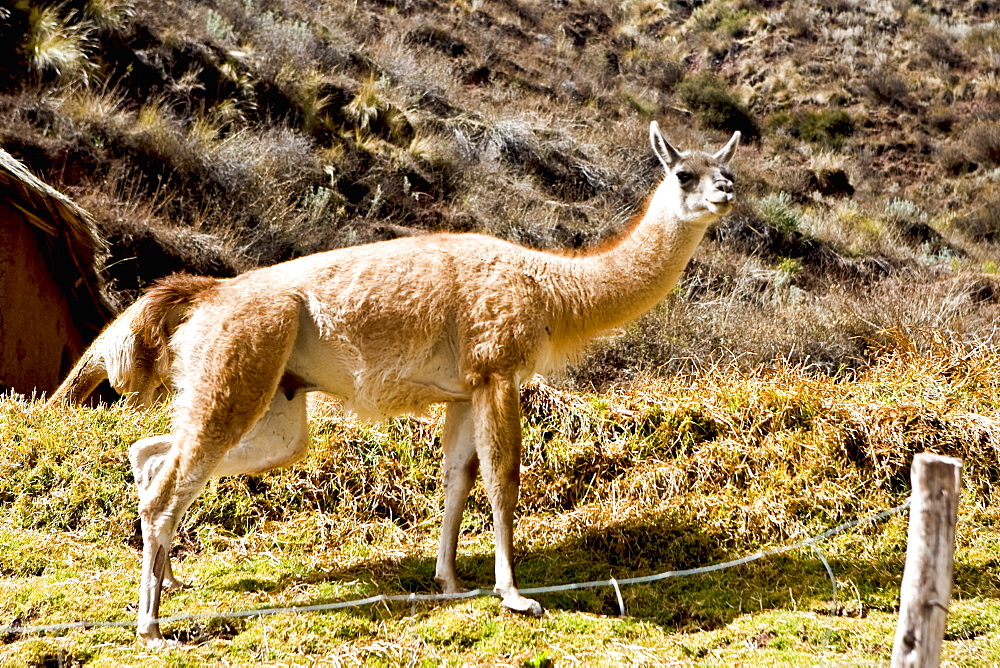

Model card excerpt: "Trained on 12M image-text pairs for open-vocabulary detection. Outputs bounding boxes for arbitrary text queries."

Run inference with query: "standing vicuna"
[128,121,739,646]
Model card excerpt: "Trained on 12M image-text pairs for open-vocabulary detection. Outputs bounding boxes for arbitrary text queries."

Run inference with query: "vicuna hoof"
[501,593,544,617]
[161,576,187,593]
[434,575,468,595]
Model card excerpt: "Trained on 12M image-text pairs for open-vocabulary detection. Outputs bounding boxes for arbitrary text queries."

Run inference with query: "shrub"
[688,0,761,39]
[764,110,793,134]
[797,109,854,149]
[806,154,855,198]
[254,10,318,70]
[755,192,800,234]
[675,72,760,140]
[883,199,954,253]
[406,26,467,57]
[784,6,819,39]
[965,122,1000,166]
[205,8,235,42]
[938,144,978,176]
[920,29,967,69]
[483,120,612,202]
[963,23,1000,57]
[883,198,926,226]
[952,206,1000,242]
[716,8,757,39]
[864,68,910,107]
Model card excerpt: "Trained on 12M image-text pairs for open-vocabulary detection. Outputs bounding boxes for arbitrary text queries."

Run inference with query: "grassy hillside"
[1,343,999,664]
[1,0,999,382]
[2,0,1000,665]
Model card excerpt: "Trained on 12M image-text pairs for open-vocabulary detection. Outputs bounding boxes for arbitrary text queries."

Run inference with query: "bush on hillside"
[953,204,1000,242]
[863,68,911,107]
[675,72,760,140]
[965,122,1000,166]
[797,109,854,149]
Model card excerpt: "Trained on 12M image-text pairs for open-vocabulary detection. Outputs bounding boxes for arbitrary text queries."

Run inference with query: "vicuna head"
[650,121,740,223]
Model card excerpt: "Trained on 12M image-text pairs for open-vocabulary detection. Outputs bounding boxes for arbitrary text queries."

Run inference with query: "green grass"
[1,343,1000,664]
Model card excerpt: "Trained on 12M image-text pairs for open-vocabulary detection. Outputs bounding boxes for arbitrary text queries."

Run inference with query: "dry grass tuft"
[25,4,96,83]
[831,333,1000,499]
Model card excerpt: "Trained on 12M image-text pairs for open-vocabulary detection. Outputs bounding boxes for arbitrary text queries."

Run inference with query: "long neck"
[546,179,714,346]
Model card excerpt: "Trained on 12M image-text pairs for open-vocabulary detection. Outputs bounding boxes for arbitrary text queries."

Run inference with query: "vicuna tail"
[47,345,107,406]
[48,273,219,407]
[137,273,220,361]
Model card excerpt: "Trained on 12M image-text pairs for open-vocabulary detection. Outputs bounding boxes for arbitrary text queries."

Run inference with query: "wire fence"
[0,497,911,637]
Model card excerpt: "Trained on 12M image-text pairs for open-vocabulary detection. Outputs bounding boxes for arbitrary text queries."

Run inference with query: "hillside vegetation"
[2,0,1000,665]
[1,0,999,381]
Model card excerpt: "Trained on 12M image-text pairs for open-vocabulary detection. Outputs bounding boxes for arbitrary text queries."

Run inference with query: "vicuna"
[123,122,739,646]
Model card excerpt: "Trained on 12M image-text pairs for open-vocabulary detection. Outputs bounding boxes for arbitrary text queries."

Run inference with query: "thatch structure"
[0,149,114,396]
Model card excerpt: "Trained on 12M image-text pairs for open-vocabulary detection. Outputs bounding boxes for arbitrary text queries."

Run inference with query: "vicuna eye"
[676,170,694,184]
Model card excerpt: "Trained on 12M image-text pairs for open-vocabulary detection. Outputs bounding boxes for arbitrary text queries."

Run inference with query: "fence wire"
[0,497,911,637]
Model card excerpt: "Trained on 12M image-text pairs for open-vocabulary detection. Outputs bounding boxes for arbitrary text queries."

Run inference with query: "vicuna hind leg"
[136,300,302,646]
[435,402,478,593]
[210,384,309,477]
[473,376,542,616]
[129,388,309,594]
[130,435,185,592]
[136,435,223,647]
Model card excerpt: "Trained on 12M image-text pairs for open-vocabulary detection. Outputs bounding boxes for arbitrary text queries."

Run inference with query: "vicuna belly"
[288,318,469,420]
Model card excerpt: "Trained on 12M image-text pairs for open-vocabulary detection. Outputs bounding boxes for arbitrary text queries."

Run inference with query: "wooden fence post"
[891,452,962,668]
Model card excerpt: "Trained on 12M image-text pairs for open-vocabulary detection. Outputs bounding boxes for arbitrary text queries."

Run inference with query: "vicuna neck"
[546,178,714,350]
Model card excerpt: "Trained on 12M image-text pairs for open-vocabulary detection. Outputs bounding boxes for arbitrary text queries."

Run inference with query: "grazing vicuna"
[129,122,739,646]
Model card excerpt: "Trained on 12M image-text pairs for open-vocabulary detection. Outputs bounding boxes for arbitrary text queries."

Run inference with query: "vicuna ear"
[713,131,741,164]
[650,121,682,172]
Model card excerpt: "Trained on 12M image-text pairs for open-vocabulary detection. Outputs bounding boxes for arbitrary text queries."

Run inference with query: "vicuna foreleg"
[435,402,479,593]
[472,375,541,615]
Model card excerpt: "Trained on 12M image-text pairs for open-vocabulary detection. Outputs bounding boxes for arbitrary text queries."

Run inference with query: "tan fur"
[130,123,740,646]
[137,273,220,360]
[47,273,217,408]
